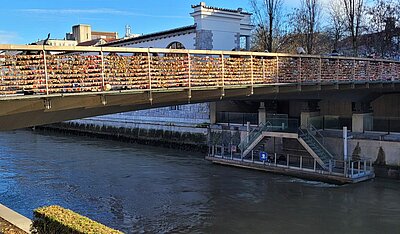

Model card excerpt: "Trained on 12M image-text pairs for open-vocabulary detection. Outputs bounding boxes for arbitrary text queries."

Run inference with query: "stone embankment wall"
[324,137,400,179]
[36,104,210,152]
[38,120,208,152]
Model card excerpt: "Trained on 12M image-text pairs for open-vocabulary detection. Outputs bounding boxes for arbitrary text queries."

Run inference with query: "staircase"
[238,122,271,158]
[298,128,333,169]
[238,121,334,170]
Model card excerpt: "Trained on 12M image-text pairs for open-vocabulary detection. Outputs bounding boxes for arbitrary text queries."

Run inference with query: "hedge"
[31,205,123,234]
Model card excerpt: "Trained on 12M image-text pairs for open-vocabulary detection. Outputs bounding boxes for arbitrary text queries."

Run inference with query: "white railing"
[208,147,374,179]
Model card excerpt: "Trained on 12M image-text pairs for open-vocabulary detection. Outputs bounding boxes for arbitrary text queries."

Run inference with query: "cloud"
[0,31,20,44]
[18,8,190,19]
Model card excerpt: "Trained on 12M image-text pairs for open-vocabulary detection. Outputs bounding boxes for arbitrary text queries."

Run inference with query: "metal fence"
[310,115,400,133]
[216,112,258,125]
[372,117,400,133]
[1,44,399,96]
[309,116,352,131]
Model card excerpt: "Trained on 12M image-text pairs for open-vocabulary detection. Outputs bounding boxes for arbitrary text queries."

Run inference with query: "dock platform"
[206,155,375,185]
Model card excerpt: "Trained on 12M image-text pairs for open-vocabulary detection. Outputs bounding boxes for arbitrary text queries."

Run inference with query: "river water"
[0,130,399,233]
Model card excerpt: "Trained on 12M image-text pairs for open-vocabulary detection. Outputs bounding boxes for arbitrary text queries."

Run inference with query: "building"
[35,39,77,47]
[34,24,119,47]
[66,24,118,44]
[106,2,252,50]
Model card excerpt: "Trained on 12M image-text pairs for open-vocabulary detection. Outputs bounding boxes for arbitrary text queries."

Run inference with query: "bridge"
[0,44,399,131]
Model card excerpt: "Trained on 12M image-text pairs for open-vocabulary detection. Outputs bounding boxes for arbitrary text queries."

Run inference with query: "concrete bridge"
[0,44,399,130]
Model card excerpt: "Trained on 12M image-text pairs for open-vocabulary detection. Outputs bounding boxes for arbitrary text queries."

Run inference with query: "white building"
[35,39,77,47]
[106,2,253,51]
[86,2,254,129]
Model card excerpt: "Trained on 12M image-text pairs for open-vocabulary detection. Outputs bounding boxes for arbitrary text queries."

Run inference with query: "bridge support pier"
[352,101,373,133]
[352,113,373,133]
[301,111,320,129]
[210,102,217,125]
[258,102,266,125]
[300,100,320,129]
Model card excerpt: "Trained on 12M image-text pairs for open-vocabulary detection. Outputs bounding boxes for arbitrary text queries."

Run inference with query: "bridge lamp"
[101,95,107,105]
[44,99,51,110]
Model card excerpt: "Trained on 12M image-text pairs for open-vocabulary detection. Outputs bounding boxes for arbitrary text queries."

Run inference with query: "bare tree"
[303,0,321,54]
[286,0,321,54]
[367,0,399,57]
[250,0,284,52]
[342,0,365,56]
[327,0,346,50]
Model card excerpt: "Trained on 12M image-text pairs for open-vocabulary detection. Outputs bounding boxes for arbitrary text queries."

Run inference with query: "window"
[167,41,185,49]
[170,105,182,110]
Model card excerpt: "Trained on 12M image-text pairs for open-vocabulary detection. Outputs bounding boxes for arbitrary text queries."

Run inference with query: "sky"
[0,0,302,45]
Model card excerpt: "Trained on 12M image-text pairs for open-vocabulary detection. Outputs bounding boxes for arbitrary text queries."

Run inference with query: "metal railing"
[237,121,272,152]
[302,128,333,157]
[1,44,399,97]
[208,150,374,179]
[371,117,400,133]
[216,112,258,125]
[308,123,325,145]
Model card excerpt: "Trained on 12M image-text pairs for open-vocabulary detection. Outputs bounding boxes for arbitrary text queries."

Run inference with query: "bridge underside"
[1,82,398,131]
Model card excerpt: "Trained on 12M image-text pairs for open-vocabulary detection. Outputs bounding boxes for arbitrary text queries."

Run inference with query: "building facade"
[107,2,252,51]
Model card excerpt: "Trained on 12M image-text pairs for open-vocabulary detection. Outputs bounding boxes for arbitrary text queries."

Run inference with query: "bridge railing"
[0,44,399,96]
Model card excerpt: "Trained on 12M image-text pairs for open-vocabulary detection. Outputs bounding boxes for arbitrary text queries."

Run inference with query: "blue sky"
[1,0,301,44]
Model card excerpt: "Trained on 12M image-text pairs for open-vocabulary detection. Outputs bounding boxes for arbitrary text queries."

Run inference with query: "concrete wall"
[372,94,400,117]
[216,101,259,113]
[324,137,400,166]
[319,100,352,117]
[70,117,208,134]
[106,103,210,125]
[75,103,210,129]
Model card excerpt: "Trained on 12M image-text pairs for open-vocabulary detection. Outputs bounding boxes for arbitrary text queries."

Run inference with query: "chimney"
[125,25,132,38]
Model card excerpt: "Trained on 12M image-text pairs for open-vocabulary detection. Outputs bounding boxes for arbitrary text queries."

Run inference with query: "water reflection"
[0,130,399,233]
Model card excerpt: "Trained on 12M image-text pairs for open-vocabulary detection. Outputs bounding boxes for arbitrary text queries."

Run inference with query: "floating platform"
[206,156,375,185]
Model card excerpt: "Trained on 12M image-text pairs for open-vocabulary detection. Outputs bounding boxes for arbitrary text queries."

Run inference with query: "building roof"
[77,38,116,46]
[191,2,251,15]
[92,31,118,38]
[103,24,196,46]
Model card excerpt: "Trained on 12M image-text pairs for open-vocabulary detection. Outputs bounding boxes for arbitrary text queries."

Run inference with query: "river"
[0,130,399,233]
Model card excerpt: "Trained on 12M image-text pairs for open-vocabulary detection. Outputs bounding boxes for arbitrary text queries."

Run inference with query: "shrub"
[31,205,123,234]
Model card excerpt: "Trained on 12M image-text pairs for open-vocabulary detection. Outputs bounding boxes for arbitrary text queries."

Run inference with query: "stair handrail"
[238,122,262,151]
[304,127,334,160]
[308,123,325,145]
[238,121,272,151]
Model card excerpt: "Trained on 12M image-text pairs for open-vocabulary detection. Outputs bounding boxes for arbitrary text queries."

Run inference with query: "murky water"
[0,130,399,233]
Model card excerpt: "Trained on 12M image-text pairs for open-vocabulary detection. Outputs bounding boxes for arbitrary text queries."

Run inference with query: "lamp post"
[42,33,50,95]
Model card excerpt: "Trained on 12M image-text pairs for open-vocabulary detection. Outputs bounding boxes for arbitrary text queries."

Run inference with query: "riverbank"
[35,121,208,153]
[0,217,27,234]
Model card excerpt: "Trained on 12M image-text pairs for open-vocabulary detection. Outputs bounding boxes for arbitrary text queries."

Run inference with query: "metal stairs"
[298,128,333,169]
[238,121,334,170]
[238,122,271,158]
